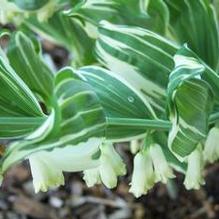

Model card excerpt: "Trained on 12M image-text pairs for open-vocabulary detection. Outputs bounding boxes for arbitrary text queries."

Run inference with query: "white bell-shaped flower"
[150,144,175,183]
[129,150,155,198]
[204,127,219,163]
[83,168,101,187]
[184,144,205,190]
[29,138,102,193]
[83,143,126,189]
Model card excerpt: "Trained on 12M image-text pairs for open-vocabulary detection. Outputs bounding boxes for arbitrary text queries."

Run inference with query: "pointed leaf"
[25,12,95,66]
[8,0,49,10]
[7,31,54,103]
[167,46,214,157]
[67,0,169,35]
[95,21,178,115]
[166,0,219,70]
[71,66,157,140]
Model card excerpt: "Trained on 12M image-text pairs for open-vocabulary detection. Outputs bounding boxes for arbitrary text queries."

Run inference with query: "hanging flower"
[83,143,126,189]
[83,168,101,187]
[29,137,102,193]
[204,127,219,163]
[150,144,175,183]
[129,150,155,198]
[184,144,205,190]
[129,144,175,198]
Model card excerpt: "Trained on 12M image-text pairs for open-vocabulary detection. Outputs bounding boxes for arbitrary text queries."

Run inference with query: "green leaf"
[0,53,45,138]
[146,0,170,34]
[0,63,175,184]
[56,66,170,141]
[75,66,155,119]
[71,66,157,140]
[0,71,106,175]
[0,55,44,117]
[8,0,49,10]
[67,0,169,35]
[0,117,45,139]
[165,0,219,70]
[153,131,187,173]
[167,46,214,157]
[24,12,95,66]
[7,31,54,103]
[95,21,178,115]
[176,46,219,104]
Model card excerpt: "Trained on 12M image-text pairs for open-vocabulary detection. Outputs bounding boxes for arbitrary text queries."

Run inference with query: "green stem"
[209,112,219,124]
[107,118,172,131]
[107,112,219,132]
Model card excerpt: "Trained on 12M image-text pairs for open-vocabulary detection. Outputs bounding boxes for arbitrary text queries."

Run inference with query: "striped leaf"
[0,64,173,186]
[67,0,169,35]
[0,117,45,139]
[7,31,54,103]
[165,0,219,70]
[74,66,155,119]
[175,47,219,104]
[0,53,46,138]
[0,71,106,177]
[69,66,158,141]
[95,21,178,115]
[8,0,49,10]
[55,66,171,142]
[167,46,214,158]
[25,12,95,66]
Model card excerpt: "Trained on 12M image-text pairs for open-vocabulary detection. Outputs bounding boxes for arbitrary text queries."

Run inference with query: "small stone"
[0,200,8,210]
[6,212,20,219]
[49,197,63,208]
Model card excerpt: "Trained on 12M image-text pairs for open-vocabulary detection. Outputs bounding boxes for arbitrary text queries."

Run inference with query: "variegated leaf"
[0,64,172,184]
[165,0,219,70]
[0,54,45,138]
[167,46,214,157]
[24,12,95,66]
[95,21,178,115]
[67,0,169,35]
[0,72,106,177]
[7,31,54,103]
[70,66,160,141]
[8,0,49,10]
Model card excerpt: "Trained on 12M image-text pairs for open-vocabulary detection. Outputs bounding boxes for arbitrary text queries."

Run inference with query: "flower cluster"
[129,144,175,198]
[83,143,126,189]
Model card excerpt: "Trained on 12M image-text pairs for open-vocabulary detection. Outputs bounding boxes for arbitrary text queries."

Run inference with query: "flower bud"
[100,143,126,176]
[130,139,140,154]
